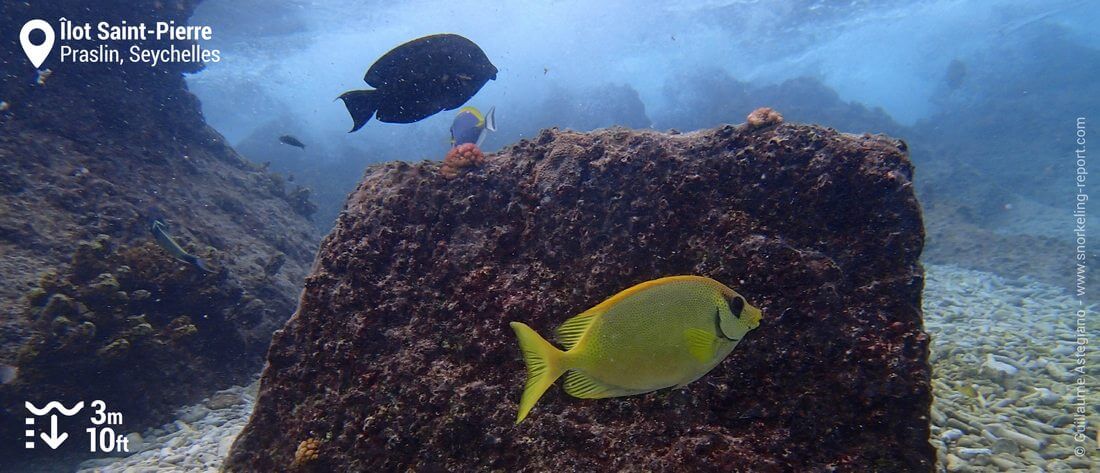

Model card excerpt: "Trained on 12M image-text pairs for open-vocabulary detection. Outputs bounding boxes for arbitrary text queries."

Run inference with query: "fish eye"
[727,296,745,318]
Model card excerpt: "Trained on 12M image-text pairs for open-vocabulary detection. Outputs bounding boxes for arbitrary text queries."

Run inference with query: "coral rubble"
[226,123,931,471]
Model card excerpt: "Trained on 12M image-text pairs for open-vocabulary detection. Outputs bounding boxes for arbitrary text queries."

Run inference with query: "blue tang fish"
[450,106,496,147]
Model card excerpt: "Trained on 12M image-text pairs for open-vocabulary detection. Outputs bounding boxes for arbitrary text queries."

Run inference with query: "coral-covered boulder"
[227,123,931,471]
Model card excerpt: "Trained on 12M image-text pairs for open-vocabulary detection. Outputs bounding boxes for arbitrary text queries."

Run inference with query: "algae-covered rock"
[0,0,318,467]
[166,316,199,341]
[287,186,319,219]
[96,338,131,359]
[40,294,79,320]
[227,123,932,471]
[9,236,269,448]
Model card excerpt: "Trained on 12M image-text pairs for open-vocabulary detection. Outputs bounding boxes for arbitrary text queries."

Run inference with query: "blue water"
[187,0,1099,230]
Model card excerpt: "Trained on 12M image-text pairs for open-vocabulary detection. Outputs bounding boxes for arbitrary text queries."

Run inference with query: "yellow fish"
[509,275,762,423]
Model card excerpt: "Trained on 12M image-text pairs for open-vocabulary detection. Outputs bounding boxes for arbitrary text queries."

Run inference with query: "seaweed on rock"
[0,2,318,460]
[15,234,262,425]
[287,186,319,220]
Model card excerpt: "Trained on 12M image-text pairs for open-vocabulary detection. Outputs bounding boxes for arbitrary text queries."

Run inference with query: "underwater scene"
[0,0,1097,471]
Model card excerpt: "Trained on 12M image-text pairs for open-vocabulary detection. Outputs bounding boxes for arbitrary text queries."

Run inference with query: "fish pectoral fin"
[563,370,625,399]
[684,328,718,362]
[555,310,601,350]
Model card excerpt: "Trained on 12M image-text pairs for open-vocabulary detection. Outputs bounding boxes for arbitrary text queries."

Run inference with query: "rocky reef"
[226,121,932,471]
[0,0,317,463]
[16,234,261,424]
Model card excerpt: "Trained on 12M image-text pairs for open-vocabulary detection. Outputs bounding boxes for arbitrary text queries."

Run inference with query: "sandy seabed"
[75,264,1097,472]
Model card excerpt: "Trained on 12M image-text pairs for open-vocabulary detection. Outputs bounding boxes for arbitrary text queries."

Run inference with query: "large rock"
[227,123,932,471]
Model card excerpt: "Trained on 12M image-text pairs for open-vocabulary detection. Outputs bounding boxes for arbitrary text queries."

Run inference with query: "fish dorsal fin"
[563,370,620,399]
[585,275,720,315]
[458,106,484,126]
[484,106,497,131]
[555,309,600,350]
[683,328,718,362]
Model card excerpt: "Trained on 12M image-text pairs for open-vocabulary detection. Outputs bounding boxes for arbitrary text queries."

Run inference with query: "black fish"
[943,59,966,90]
[279,135,306,149]
[338,34,497,132]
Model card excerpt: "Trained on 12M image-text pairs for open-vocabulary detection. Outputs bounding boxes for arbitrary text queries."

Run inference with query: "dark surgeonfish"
[943,59,967,90]
[338,34,497,132]
[279,135,306,149]
[151,220,211,273]
[450,106,496,147]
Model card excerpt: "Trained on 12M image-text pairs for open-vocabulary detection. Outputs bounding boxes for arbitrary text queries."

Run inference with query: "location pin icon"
[20,19,55,69]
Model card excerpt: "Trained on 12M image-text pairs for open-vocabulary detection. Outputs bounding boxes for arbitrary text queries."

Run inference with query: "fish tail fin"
[485,106,496,132]
[337,89,378,132]
[188,255,213,273]
[509,321,567,424]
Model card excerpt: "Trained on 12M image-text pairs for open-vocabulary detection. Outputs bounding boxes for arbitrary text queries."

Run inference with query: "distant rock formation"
[546,83,652,130]
[226,122,932,471]
[0,0,318,462]
[660,70,905,137]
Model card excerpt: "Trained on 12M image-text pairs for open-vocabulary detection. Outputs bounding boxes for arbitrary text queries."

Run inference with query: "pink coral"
[441,143,486,178]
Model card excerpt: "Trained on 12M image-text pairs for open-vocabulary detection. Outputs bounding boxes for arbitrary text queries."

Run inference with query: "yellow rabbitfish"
[509,275,762,423]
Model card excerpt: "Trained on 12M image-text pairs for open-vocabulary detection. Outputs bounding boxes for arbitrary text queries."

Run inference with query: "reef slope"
[0,0,318,461]
[227,123,932,471]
